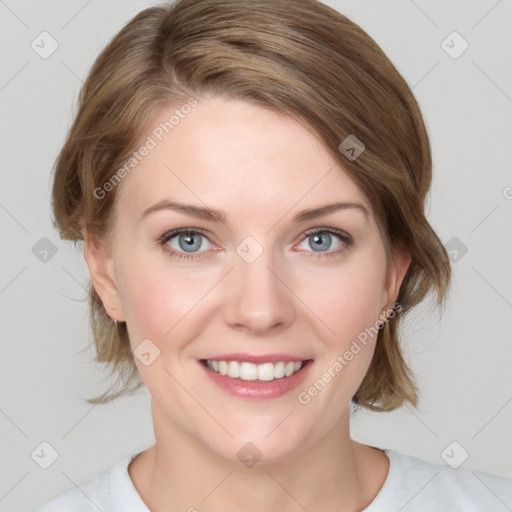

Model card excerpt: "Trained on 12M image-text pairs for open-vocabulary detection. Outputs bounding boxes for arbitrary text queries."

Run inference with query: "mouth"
[201,359,308,381]
[199,357,313,400]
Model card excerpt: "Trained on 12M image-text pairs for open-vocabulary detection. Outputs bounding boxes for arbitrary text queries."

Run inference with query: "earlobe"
[83,234,125,322]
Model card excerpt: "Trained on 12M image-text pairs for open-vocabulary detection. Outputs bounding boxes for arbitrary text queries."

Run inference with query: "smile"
[204,359,303,381]
[199,354,313,400]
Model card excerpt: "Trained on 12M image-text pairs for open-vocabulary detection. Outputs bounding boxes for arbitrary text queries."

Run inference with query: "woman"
[34,0,511,510]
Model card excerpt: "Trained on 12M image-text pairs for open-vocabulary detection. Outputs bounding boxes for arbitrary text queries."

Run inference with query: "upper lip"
[201,353,312,364]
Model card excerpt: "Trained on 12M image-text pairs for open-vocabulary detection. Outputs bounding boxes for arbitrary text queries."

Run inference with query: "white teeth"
[257,363,274,381]
[206,359,304,381]
[219,360,228,376]
[227,361,240,378]
[240,362,258,381]
[274,361,285,379]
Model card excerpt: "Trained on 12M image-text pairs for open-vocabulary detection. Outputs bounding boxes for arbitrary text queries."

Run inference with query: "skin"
[85,96,410,512]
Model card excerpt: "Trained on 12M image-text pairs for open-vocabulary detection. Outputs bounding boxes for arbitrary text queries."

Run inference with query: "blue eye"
[306,232,336,252]
[173,232,209,252]
[297,228,352,258]
[159,229,213,260]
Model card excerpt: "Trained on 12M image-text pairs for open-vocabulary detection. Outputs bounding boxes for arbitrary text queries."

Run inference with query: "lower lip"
[199,360,313,400]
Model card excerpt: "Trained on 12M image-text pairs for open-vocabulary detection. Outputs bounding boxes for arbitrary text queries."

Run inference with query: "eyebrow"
[139,199,369,224]
[292,201,369,222]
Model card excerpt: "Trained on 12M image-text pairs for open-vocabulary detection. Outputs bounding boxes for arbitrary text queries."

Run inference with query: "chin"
[196,414,318,468]
[210,436,308,468]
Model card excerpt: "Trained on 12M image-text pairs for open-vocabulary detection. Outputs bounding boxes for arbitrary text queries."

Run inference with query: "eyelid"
[293,227,353,257]
[158,227,214,244]
[301,226,353,243]
[158,228,218,261]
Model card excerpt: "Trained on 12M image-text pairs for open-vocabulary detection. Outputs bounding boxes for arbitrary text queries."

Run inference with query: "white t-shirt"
[33,449,512,511]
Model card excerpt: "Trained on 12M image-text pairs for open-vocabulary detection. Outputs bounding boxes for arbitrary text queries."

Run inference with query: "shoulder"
[32,453,149,512]
[367,448,512,511]
[32,465,111,512]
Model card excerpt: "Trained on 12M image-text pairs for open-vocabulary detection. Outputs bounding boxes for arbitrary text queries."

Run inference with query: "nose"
[222,249,296,336]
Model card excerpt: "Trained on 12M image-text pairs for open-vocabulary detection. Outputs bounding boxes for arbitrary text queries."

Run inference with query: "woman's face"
[89,96,407,464]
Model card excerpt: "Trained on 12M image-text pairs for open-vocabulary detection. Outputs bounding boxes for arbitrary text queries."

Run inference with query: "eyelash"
[157,227,353,261]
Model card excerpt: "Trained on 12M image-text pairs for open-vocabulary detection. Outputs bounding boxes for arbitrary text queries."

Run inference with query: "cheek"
[296,257,388,413]
[310,256,387,348]
[115,248,216,344]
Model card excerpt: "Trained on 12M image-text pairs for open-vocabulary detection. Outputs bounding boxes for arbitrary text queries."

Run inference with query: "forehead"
[116,96,370,220]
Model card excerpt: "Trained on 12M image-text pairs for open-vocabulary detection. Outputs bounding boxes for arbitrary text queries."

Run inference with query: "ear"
[83,233,125,322]
[382,245,410,312]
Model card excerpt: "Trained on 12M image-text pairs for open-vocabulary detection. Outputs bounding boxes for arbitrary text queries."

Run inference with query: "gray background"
[1,1,511,510]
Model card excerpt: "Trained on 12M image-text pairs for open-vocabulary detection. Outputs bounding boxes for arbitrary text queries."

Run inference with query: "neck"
[129,402,388,512]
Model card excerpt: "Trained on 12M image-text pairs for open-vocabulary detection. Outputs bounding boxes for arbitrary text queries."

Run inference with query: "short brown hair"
[52,0,451,410]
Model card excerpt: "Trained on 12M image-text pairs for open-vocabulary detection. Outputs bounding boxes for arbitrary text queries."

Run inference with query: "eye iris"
[309,232,331,252]
[178,233,202,252]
